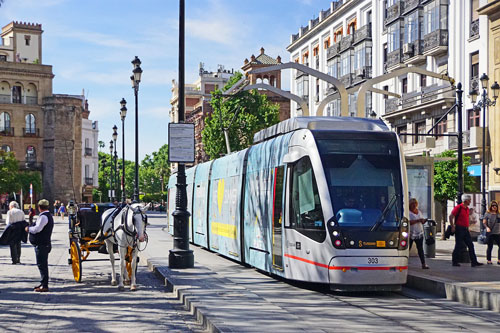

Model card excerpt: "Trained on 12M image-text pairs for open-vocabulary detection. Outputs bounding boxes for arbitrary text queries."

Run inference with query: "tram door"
[272,166,285,269]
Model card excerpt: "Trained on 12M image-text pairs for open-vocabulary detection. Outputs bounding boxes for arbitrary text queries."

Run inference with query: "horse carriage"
[67,201,148,290]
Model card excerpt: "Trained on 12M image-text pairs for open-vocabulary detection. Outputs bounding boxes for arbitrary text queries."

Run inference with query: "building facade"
[81,99,99,203]
[0,21,97,206]
[170,64,233,164]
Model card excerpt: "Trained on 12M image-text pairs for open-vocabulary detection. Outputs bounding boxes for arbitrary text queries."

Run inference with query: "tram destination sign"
[168,123,195,163]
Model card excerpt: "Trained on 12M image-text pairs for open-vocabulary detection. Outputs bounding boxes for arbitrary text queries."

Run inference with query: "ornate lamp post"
[109,140,114,201]
[120,98,127,202]
[469,74,500,218]
[131,56,143,202]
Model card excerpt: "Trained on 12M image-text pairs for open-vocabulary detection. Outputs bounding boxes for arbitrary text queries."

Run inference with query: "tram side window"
[289,157,326,243]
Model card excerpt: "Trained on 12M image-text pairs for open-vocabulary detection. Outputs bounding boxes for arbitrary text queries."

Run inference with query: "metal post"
[457,83,464,204]
[122,118,126,202]
[481,89,487,218]
[114,150,118,201]
[134,86,139,202]
[169,0,194,268]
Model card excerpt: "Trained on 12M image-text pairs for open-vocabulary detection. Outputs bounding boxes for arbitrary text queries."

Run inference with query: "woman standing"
[409,198,429,269]
[483,200,500,265]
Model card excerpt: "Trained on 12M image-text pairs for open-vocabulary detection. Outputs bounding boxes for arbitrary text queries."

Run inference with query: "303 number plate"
[367,257,379,264]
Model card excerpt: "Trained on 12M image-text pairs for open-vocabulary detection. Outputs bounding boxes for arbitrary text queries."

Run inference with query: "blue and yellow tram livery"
[167,117,409,291]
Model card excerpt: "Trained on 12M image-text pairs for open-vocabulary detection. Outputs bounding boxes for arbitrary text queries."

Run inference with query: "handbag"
[486,214,497,243]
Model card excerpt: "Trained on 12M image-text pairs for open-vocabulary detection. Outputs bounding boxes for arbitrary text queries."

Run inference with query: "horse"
[97,203,149,291]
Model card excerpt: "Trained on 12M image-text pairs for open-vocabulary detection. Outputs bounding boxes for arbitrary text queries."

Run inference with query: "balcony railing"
[0,127,14,136]
[402,0,420,15]
[23,128,40,137]
[26,96,37,105]
[85,177,94,186]
[340,73,354,87]
[0,94,10,104]
[0,94,38,105]
[387,49,402,69]
[385,97,400,113]
[470,19,479,38]
[327,43,340,59]
[353,24,372,44]
[423,29,448,55]
[19,161,43,171]
[385,1,402,26]
[339,34,353,52]
[84,147,93,156]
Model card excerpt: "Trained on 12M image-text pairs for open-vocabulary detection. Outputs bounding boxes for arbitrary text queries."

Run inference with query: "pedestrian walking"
[408,198,429,269]
[5,201,26,264]
[28,206,35,225]
[54,200,60,216]
[25,199,54,292]
[58,203,66,218]
[483,200,500,265]
[449,194,483,267]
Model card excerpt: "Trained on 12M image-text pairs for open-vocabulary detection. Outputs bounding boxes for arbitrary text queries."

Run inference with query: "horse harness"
[103,205,147,249]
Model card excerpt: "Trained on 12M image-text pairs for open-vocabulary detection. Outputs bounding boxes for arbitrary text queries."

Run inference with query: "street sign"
[168,123,195,163]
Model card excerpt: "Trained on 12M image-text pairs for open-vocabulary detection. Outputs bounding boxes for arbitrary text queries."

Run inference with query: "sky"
[0,0,325,161]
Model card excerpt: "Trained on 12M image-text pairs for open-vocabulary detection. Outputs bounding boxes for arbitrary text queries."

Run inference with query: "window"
[420,74,427,88]
[347,18,357,35]
[340,51,352,77]
[24,35,30,46]
[471,52,479,79]
[404,10,420,44]
[424,1,447,35]
[85,165,90,178]
[327,99,341,117]
[434,116,447,138]
[1,144,11,152]
[12,86,22,103]
[388,22,400,53]
[349,92,358,117]
[296,76,309,98]
[397,126,407,143]
[383,85,389,100]
[272,166,285,268]
[334,27,343,42]
[0,111,10,131]
[365,92,373,118]
[324,37,331,49]
[415,122,426,143]
[383,43,388,63]
[471,0,479,22]
[327,58,339,78]
[402,78,408,94]
[366,10,372,25]
[0,55,6,61]
[289,156,326,242]
[25,114,36,134]
[354,42,372,71]
[468,109,480,129]
[302,51,309,66]
[26,145,36,162]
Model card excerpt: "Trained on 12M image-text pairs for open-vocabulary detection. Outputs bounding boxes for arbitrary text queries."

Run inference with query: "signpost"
[168,123,195,163]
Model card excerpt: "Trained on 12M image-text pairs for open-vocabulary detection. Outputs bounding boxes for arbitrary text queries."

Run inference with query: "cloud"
[187,18,239,45]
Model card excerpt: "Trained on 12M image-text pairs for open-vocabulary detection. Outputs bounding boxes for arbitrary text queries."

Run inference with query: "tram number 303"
[367,257,379,264]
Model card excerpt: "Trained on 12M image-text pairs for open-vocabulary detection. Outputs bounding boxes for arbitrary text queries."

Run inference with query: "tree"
[139,144,170,202]
[202,72,280,160]
[434,150,476,238]
[0,151,19,194]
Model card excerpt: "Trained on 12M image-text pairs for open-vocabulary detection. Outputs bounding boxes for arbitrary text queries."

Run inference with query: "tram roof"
[253,117,390,144]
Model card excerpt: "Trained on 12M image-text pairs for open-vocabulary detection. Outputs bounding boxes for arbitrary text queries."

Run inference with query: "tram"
[167,117,409,291]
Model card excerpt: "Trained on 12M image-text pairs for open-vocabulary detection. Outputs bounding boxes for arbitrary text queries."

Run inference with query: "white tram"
[168,117,409,291]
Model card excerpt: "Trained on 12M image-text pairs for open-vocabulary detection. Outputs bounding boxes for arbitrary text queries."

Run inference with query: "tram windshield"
[316,138,403,230]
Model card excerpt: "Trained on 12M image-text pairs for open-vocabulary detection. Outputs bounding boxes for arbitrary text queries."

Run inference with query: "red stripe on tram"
[284,253,408,271]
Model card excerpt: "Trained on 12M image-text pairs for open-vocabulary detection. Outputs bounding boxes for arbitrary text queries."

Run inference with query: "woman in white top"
[6,201,26,264]
[409,198,429,269]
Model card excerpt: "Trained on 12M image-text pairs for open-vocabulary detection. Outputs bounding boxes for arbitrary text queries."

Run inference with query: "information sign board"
[168,123,195,163]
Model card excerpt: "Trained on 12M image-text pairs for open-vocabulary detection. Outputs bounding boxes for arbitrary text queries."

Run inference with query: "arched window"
[26,83,38,105]
[1,144,11,152]
[26,145,36,162]
[25,113,36,135]
[0,112,11,132]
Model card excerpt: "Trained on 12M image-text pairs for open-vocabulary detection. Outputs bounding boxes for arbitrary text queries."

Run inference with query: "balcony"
[19,160,43,171]
[327,43,340,60]
[401,91,420,109]
[402,0,420,15]
[385,97,400,113]
[84,147,93,156]
[340,73,354,87]
[0,127,14,136]
[85,177,94,186]
[23,128,40,137]
[0,94,10,104]
[402,40,425,64]
[470,76,480,93]
[339,34,353,52]
[386,49,403,69]
[470,19,479,38]
[352,66,372,85]
[423,29,448,56]
[353,24,372,44]
[449,131,471,150]
[26,96,37,105]
[385,1,402,26]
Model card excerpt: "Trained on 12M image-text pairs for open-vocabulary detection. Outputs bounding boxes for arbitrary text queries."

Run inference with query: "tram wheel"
[70,239,82,283]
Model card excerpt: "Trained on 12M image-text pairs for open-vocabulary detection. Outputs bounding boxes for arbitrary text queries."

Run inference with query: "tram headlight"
[333,230,339,237]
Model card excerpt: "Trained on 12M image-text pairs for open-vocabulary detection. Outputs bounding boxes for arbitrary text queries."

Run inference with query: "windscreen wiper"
[370,194,399,232]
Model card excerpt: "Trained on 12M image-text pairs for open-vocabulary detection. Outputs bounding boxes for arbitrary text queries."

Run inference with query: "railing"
[85,177,94,186]
[402,0,420,14]
[470,19,479,38]
[19,161,43,171]
[353,24,372,44]
[26,96,38,105]
[423,29,448,53]
[23,128,39,137]
[340,73,354,87]
[0,94,10,104]
[84,147,93,156]
[385,98,400,113]
[0,127,14,136]
[385,1,401,26]
[327,42,340,59]
[387,49,402,68]
[339,34,353,52]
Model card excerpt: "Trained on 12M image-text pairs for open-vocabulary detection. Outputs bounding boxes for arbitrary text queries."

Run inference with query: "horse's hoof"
[111,280,117,286]
[118,286,125,291]
[131,285,137,291]
[124,280,131,286]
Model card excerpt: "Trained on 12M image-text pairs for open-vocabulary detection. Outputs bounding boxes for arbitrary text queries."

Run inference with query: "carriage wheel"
[70,239,82,283]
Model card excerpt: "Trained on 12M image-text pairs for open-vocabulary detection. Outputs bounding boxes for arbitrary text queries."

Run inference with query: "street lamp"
[120,98,127,202]
[112,125,118,202]
[131,56,142,202]
[109,140,114,201]
[469,73,500,219]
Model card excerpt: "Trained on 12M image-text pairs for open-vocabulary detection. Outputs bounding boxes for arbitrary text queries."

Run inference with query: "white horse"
[98,203,149,291]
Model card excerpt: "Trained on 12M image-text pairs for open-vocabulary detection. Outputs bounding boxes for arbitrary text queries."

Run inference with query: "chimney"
[277,55,281,63]
[260,47,265,55]
[251,54,255,62]
[244,58,249,65]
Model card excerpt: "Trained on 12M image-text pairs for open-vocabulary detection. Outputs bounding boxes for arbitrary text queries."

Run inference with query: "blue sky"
[0,0,324,160]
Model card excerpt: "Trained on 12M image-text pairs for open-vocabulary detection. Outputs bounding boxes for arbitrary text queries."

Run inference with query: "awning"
[467,165,481,176]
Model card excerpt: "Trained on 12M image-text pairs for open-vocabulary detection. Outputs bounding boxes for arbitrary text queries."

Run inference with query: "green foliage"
[17,171,42,194]
[434,150,476,203]
[202,72,280,160]
[0,151,20,194]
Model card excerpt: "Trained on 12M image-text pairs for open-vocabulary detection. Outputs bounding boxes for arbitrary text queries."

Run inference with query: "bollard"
[423,220,437,258]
